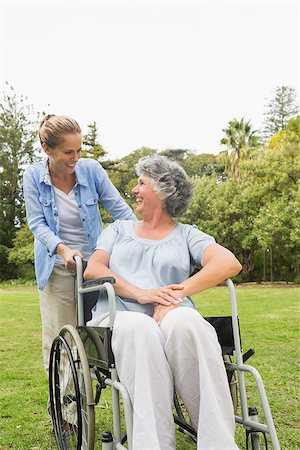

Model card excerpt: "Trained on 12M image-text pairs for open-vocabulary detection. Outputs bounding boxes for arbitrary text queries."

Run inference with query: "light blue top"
[91,219,215,318]
[23,158,135,290]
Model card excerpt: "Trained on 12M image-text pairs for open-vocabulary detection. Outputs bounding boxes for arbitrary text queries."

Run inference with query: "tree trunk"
[270,247,273,282]
[242,246,255,279]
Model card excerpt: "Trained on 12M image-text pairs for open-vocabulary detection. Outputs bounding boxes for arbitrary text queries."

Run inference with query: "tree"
[250,116,300,280]
[158,149,225,178]
[182,175,259,279]
[262,85,299,142]
[107,147,157,199]
[81,121,107,162]
[0,84,39,280]
[160,148,190,161]
[181,152,225,178]
[220,117,260,180]
[94,147,157,222]
[7,222,35,280]
[183,117,300,281]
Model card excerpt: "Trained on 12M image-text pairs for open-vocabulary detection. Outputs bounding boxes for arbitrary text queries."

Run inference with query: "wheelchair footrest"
[173,415,197,438]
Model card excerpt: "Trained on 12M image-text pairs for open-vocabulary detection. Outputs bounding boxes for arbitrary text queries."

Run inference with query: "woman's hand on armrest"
[179,243,242,298]
[84,249,111,280]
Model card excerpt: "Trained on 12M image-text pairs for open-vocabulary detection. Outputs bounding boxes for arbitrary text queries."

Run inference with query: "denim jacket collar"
[75,164,89,187]
[39,158,51,185]
[39,157,89,187]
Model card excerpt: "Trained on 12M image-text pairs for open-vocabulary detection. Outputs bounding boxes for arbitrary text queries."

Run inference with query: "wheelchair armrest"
[82,277,116,289]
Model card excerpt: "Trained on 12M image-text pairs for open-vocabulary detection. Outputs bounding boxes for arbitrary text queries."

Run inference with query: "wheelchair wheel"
[49,325,95,450]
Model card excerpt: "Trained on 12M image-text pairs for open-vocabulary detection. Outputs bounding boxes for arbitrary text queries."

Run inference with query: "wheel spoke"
[49,326,95,450]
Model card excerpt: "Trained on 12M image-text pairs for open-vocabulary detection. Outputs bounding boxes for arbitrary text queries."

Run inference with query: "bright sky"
[0,0,299,159]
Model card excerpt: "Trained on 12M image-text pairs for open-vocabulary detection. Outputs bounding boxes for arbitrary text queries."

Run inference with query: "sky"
[0,0,299,160]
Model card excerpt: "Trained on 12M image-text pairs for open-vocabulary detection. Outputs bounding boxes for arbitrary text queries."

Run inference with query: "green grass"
[0,285,299,449]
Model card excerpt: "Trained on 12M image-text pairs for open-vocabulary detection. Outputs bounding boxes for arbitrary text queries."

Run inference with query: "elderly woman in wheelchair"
[83,155,242,450]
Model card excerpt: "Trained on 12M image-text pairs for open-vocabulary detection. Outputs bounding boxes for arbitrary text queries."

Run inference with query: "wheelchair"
[48,256,281,450]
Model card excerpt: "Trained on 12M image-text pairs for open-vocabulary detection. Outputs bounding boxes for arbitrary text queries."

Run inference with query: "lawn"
[0,285,299,450]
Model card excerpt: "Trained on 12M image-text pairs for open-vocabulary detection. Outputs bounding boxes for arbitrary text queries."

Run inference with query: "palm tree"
[220,118,260,180]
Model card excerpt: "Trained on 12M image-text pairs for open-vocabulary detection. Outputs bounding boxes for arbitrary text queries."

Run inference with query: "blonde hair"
[39,114,81,148]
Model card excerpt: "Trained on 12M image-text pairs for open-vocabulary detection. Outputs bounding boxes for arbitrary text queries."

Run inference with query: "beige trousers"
[39,264,77,374]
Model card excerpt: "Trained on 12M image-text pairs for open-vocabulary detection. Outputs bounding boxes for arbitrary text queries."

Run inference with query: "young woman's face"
[43,133,82,175]
[131,175,165,217]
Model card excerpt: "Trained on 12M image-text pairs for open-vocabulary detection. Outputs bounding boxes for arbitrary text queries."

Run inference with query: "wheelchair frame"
[49,255,281,450]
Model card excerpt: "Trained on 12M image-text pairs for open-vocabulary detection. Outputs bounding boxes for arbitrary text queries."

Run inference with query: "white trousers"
[39,265,77,374]
[111,308,239,450]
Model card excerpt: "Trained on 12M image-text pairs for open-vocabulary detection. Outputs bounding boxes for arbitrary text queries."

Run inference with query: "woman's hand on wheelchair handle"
[56,243,83,271]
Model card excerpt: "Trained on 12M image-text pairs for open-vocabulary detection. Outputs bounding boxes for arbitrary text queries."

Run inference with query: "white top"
[90,219,215,320]
[54,187,91,264]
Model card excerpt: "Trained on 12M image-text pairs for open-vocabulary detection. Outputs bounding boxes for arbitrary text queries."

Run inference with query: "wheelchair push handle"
[74,255,117,327]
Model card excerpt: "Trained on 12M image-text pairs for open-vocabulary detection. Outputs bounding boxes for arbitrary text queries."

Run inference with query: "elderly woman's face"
[132,175,165,216]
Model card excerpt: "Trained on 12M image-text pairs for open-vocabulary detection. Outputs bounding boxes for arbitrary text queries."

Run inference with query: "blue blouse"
[91,220,215,318]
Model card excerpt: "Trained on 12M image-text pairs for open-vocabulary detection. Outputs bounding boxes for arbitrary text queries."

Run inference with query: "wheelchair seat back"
[204,316,237,355]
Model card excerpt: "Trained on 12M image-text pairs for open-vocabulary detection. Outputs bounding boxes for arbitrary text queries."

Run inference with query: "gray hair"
[135,155,193,217]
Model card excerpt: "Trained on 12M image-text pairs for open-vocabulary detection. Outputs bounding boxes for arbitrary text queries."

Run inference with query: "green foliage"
[107,148,225,206]
[263,85,299,141]
[7,223,35,279]
[0,84,39,280]
[181,152,224,178]
[250,117,300,279]
[184,117,300,280]
[107,147,157,201]
[0,83,299,283]
[81,121,106,161]
[0,85,38,243]
[105,148,224,214]
[160,148,190,161]
[183,175,257,277]
[8,223,34,265]
[220,117,261,180]
[0,245,9,278]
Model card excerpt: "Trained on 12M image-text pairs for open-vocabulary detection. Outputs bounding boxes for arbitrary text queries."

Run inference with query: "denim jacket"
[23,158,135,290]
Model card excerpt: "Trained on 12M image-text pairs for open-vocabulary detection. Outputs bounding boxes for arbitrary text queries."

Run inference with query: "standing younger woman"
[23,114,135,374]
